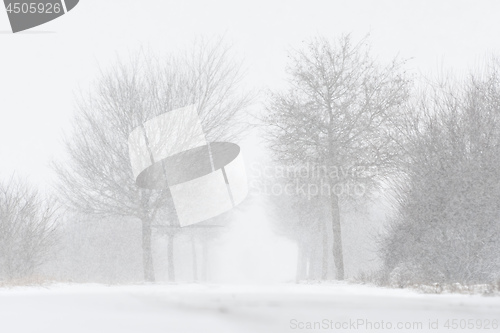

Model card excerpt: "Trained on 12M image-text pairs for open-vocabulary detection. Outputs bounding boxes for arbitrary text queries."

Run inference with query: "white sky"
[1,0,500,188]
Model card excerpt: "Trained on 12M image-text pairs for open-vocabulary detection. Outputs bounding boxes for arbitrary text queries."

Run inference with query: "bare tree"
[0,177,58,281]
[263,166,331,281]
[263,35,410,280]
[382,62,500,285]
[54,38,252,282]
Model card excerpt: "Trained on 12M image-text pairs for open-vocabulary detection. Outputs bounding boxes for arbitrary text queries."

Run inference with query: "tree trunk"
[167,232,175,282]
[330,193,344,280]
[191,233,198,282]
[201,235,209,282]
[305,253,310,280]
[322,219,329,280]
[141,219,155,282]
[295,242,306,282]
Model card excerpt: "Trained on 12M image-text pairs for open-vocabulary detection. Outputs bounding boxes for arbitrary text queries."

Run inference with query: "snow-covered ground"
[0,283,499,333]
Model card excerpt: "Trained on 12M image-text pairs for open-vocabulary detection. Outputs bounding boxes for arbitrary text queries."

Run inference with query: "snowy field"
[0,283,499,333]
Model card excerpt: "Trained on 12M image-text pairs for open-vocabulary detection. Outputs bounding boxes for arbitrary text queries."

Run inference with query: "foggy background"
[1,0,500,284]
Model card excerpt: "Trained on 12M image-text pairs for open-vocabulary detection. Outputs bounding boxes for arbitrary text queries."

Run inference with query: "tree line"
[2,35,500,286]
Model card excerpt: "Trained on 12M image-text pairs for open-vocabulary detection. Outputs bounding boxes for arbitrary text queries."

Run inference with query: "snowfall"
[1,283,499,333]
